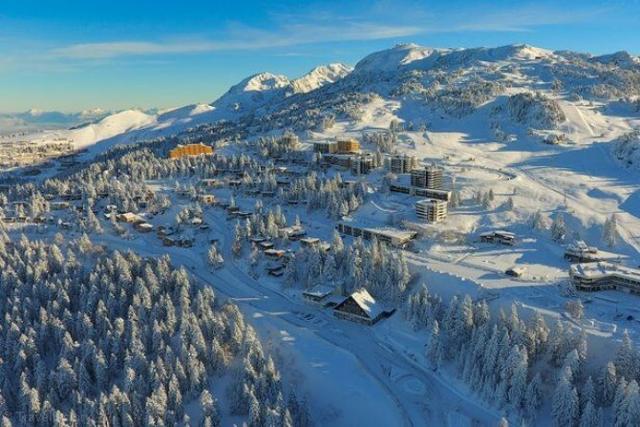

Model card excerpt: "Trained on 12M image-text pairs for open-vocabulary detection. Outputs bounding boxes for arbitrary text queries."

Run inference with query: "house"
[116,212,144,224]
[505,266,526,278]
[479,230,517,246]
[303,285,335,304]
[197,194,216,205]
[264,249,285,259]
[199,179,218,188]
[134,222,154,233]
[266,264,285,277]
[300,237,320,247]
[333,289,389,325]
[50,201,70,210]
[169,143,213,159]
[259,241,275,250]
[191,217,203,226]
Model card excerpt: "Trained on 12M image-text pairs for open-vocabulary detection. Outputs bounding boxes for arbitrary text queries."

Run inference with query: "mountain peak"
[291,63,352,94]
[353,43,441,74]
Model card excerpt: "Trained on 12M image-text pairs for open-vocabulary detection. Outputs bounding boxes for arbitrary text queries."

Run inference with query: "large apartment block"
[337,138,361,154]
[416,199,448,223]
[387,154,417,174]
[570,262,640,294]
[313,141,338,154]
[410,166,444,189]
[169,143,214,159]
[351,155,374,175]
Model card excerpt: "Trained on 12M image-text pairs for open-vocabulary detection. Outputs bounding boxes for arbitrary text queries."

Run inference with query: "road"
[97,211,501,427]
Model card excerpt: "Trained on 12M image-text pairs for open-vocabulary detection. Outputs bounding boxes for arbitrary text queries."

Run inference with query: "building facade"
[336,222,417,247]
[410,166,444,189]
[313,141,338,154]
[416,199,448,223]
[570,262,640,294]
[337,138,360,153]
[350,155,374,175]
[387,154,417,174]
[169,143,214,159]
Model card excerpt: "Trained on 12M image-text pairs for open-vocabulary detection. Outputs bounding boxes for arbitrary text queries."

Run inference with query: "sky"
[0,0,639,113]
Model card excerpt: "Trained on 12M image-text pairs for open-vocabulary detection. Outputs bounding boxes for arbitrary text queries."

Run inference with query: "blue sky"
[0,0,638,113]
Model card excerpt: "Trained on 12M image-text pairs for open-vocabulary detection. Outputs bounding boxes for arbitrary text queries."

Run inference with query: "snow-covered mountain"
[10,43,640,157]
[0,108,111,133]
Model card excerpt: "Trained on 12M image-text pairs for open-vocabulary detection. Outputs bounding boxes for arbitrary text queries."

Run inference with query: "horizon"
[1,0,639,113]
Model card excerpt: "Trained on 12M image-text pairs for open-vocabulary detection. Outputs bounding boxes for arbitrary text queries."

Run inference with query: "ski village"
[2,42,640,427]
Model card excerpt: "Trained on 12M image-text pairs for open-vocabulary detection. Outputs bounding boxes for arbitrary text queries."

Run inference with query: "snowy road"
[97,212,501,427]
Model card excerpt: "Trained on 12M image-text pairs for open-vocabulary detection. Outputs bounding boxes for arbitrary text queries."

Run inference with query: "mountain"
[291,63,353,93]
[208,64,352,120]
[12,43,640,157]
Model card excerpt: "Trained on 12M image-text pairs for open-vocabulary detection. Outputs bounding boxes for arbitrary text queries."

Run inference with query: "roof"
[338,221,417,242]
[337,288,384,319]
[571,262,640,282]
[303,285,335,298]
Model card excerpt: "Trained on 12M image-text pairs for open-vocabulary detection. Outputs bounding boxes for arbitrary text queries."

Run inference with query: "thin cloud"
[12,2,611,63]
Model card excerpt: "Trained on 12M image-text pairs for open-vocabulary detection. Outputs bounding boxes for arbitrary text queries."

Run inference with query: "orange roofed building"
[337,138,360,154]
[169,143,214,159]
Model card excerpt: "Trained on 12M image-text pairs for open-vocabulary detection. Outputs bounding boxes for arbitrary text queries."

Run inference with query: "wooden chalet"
[333,289,390,325]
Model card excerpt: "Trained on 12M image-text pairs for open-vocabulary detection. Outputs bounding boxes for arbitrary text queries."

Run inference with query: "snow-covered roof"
[346,288,384,319]
[570,262,640,282]
[303,285,335,298]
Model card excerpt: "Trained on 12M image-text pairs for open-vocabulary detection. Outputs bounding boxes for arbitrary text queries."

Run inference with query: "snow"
[291,63,352,93]
[7,40,640,425]
[346,288,384,319]
[353,43,442,74]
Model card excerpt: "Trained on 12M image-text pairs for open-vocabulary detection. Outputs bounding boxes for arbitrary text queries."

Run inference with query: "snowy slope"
[291,63,352,93]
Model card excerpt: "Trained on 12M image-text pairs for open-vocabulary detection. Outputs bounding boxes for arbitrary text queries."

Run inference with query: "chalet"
[116,212,144,224]
[50,201,70,210]
[264,249,285,259]
[303,285,335,304]
[134,222,154,233]
[162,237,175,246]
[266,264,285,277]
[300,237,320,247]
[191,217,203,226]
[259,241,275,250]
[505,266,526,278]
[480,230,517,246]
[250,236,268,244]
[199,179,218,188]
[176,237,194,248]
[237,211,253,219]
[197,194,216,205]
[333,289,389,325]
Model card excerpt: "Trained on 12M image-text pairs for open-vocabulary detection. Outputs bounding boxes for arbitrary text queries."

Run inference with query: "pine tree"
[603,214,619,247]
[551,377,579,427]
[599,362,618,406]
[579,401,599,427]
[615,330,637,382]
[551,212,567,241]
